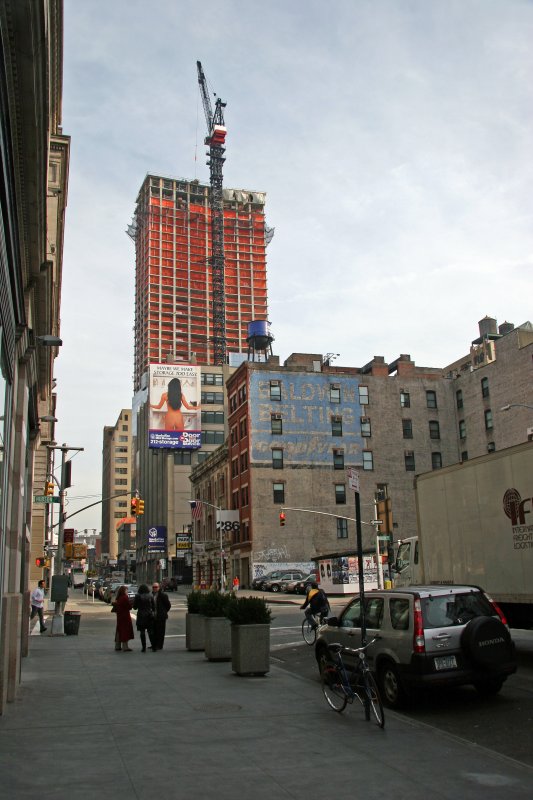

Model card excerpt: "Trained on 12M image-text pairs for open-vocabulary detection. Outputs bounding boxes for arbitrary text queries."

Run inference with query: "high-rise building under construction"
[130,174,270,391]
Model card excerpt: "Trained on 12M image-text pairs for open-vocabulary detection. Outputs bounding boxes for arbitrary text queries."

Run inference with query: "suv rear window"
[421,591,495,629]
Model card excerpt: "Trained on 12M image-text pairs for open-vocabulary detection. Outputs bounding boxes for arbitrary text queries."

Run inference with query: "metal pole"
[218,508,224,591]
[355,490,367,646]
[50,447,67,635]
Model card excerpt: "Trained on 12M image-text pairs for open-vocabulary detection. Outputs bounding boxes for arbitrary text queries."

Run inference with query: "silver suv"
[315,585,516,709]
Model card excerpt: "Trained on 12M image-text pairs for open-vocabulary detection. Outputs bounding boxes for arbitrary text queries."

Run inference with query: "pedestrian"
[132,584,156,652]
[232,575,240,592]
[111,585,134,651]
[151,581,171,650]
[30,579,47,633]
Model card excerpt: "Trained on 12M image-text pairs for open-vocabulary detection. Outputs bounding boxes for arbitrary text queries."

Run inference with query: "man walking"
[151,582,171,650]
[30,579,47,633]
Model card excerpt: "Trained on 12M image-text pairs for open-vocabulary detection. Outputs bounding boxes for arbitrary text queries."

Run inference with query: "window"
[239,417,247,438]
[232,490,239,509]
[115,468,127,474]
[429,420,440,440]
[201,430,225,445]
[270,381,281,401]
[119,435,128,442]
[335,484,346,504]
[402,419,413,439]
[487,441,496,453]
[202,372,223,386]
[202,411,224,425]
[197,452,210,463]
[115,479,128,486]
[360,417,371,437]
[173,451,191,465]
[404,451,416,471]
[337,518,348,539]
[229,394,237,413]
[484,409,493,430]
[231,458,239,478]
[461,450,468,461]
[459,419,466,439]
[362,451,373,471]
[271,415,282,435]
[240,452,248,472]
[230,426,238,446]
[456,390,463,410]
[241,485,249,506]
[481,377,489,398]
[333,450,344,470]
[390,598,410,631]
[115,457,128,464]
[331,416,343,436]
[400,391,410,408]
[330,384,341,403]
[272,448,284,469]
[431,452,442,470]
[359,386,369,405]
[201,391,224,404]
[426,390,437,409]
[273,483,285,503]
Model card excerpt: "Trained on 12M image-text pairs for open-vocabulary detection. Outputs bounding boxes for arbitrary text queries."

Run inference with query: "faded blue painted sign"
[249,371,364,465]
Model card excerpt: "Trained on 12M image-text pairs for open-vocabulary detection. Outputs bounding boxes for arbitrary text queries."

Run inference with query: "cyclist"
[301,582,330,629]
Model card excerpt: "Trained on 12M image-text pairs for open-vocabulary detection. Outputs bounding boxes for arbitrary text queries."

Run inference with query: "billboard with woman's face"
[148,364,201,449]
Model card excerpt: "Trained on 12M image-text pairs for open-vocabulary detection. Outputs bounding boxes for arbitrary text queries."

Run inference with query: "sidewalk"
[2,598,533,799]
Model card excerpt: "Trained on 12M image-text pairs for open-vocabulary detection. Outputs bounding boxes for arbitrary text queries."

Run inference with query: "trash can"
[64,611,81,635]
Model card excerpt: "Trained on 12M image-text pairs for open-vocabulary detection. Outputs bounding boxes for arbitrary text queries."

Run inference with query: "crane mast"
[197,61,227,365]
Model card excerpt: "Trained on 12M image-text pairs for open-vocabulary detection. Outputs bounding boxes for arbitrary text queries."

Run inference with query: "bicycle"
[301,609,330,645]
[320,638,385,728]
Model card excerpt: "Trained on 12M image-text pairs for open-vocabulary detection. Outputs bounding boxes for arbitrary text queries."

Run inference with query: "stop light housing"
[130,497,138,516]
[35,557,46,567]
[45,482,54,496]
[137,499,145,515]
[279,512,286,527]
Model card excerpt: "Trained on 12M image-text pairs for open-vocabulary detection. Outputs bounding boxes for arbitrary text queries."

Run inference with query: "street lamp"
[500,404,533,412]
[36,335,63,346]
[188,500,226,591]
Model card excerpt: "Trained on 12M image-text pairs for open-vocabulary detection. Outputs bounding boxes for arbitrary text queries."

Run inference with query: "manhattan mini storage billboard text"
[148,364,201,449]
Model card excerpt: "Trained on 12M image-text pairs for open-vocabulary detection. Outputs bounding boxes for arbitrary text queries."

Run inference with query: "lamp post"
[500,404,533,412]
[188,500,225,591]
[47,444,84,634]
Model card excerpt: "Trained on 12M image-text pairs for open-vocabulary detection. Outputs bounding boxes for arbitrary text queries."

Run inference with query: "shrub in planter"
[185,590,205,651]
[199,590,232,618]
[227,596,272,676]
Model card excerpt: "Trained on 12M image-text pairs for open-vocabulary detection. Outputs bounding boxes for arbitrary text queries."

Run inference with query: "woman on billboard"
[150,377,200,431]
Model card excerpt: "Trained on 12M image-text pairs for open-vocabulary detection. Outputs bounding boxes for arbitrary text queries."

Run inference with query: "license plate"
[434,655,457,671]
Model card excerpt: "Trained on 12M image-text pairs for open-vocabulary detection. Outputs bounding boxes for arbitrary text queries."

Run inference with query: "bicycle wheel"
[363,672,385,728]
[302,618,316,645]
[321,666,348,712]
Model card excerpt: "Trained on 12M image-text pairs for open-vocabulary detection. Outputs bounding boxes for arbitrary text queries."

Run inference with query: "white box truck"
[393,441,533,629]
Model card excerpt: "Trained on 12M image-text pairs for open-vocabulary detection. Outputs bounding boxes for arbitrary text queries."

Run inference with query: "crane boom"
[196,61,227,365]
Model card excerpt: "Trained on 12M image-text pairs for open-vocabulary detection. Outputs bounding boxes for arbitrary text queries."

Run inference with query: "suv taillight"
[485,593,508,626]
[413,597,425,653]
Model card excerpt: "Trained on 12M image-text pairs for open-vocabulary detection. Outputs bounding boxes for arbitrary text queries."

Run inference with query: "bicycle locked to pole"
[320,637,385,728]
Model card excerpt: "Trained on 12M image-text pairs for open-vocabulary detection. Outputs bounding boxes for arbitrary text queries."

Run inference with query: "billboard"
[148,364,201,449]
[147,526,167,552]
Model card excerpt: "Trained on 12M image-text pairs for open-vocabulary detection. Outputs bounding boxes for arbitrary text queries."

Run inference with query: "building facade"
[190,318,532,588]
[0,1,67,711]
[101,409,133,560]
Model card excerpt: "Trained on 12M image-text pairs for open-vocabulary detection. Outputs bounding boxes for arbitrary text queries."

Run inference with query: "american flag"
[190,501,203,520]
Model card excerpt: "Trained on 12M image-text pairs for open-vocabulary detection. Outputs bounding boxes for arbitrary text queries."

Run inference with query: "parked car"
[103,582,123,604]
[252,570,306,591]
[315,585,516,709]
[263,571,308,593]
[126,585,139,601]
[287,573,318,594]
[161,577,178,592]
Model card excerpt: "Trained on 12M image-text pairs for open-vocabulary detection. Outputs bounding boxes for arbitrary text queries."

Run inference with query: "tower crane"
[197,60,227,365]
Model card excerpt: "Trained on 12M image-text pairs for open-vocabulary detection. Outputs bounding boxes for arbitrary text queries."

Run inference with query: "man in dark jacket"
[300,582,330,629]
[151,582,171,650]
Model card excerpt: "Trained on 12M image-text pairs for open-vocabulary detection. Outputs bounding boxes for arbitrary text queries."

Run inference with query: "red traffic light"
[279,512,286,527]
[35,557,46,567]
[130,497,138,515]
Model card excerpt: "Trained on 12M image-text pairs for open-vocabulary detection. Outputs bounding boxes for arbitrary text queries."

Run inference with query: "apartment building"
[101,409,133,559]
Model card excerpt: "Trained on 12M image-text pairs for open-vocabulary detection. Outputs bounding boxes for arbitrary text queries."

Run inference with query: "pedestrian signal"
[130,497,138,516]
[279,512,286,527]
[35,557,46,567]
[137,499,145,515]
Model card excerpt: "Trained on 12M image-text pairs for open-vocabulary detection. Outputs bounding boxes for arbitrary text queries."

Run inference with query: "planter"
[231,624,270,676]
[204,616,231,661]
[185,613,205,651]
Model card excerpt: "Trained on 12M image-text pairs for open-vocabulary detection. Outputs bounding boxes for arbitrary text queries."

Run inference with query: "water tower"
[247,320,274,362]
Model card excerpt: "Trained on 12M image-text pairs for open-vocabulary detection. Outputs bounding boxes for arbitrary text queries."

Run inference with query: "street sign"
[34,495,59,503]
[371,520,383,525]
[347,468,360,493]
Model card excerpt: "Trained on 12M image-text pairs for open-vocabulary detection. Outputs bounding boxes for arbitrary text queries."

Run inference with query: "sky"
[55,0,533,532]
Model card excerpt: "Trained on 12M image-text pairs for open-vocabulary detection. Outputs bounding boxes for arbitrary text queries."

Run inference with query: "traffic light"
[45,482,54,496]
[279,512,286,527]
[35,557,46,567]
[130,497,138,516]
[137,499,145,515]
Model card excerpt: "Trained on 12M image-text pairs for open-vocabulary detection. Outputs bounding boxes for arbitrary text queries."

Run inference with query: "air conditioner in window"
[527,427,533,441]
[272,413,282,420]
